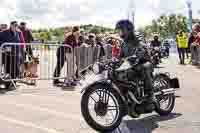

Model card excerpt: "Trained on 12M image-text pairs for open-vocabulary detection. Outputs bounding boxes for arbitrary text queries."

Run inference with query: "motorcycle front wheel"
[81,84,125,132]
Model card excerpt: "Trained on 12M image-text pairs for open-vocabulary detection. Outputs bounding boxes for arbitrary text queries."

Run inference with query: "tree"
[193,19,200,24]
[89,27,101,34]
[140,14,188,40]
[39,32,51,41]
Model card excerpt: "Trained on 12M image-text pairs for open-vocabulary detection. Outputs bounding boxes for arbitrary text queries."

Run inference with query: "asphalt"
[0,55,199,133]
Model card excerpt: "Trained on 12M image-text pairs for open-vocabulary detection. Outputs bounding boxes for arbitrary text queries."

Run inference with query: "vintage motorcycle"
[80,55,179,132]
[160,46,170,58]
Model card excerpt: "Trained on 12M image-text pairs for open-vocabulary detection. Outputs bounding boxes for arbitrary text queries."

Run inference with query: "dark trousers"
[25,46,33,61]
[190,45,199,64]
[5,55,20,79]
[53,56,65,81]
[185,48,190,58]
[166,48,169,56]
[142,62,153,94]
[178,48,185,64]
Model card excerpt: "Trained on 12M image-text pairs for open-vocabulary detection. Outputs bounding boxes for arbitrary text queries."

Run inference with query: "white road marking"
[0,101,80,121]
[21,93,80,104]
[0,114,64,133]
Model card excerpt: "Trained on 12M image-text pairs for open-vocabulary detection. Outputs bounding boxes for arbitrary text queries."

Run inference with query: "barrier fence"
[0,42,199,86]
[0,43,112,83]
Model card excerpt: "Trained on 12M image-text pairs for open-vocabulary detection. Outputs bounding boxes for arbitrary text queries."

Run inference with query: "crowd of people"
[53,26,122,87]
[176,23,200,65]
[0,21,200,88]
[0,21,34,80]
[0,21,123,88]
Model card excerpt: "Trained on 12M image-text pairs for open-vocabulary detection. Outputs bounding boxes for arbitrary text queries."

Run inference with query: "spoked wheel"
[154,75,175,116]
[81,84,125,132]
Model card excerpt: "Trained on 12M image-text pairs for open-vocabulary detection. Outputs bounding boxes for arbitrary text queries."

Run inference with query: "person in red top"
[53,26,80,86]
[20,22,34,61]
[193,23,200,46]
[191,23,200,65]
[64,26,80,48]
[112,39,121,61]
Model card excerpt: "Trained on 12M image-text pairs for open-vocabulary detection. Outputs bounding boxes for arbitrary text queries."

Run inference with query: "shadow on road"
[0,87,16,95]
[175,95,181,98]
[108,113,182,133]
[155,66,165,69]
[61,85,76,91]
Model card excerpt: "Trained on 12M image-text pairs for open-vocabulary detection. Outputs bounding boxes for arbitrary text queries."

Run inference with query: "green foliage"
[139,14,191,40]
[193,19,200,24]
[32,24,114,41]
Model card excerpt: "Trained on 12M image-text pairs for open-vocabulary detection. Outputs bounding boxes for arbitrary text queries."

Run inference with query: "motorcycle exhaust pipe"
[162,88,175,95]
[155,88,175,96]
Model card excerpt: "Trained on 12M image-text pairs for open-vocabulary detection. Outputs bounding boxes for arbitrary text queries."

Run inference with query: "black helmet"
[154,34,159,40]
[115,19,134,32]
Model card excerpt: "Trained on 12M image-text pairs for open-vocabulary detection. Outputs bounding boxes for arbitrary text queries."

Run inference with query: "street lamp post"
[128,0,135,26]
[186,0,192,32]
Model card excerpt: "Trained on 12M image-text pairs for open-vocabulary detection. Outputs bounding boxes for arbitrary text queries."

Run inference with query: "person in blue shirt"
[0,21,22,79]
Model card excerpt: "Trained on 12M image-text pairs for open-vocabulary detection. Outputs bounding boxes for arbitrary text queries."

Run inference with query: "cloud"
[0,0,199,29]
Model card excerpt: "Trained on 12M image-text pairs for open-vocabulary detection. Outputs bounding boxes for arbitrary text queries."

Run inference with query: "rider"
[151,35,162,60]
[151,35,161,47]
[115,19,156,106]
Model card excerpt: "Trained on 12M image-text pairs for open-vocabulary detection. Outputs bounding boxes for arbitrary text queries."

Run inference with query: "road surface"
[0,55,200,133]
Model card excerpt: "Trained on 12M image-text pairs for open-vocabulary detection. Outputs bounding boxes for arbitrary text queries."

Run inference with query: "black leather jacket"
[120,37,150,64]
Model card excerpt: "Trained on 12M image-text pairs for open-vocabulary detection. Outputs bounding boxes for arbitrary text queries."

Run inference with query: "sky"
[0,0,200,29]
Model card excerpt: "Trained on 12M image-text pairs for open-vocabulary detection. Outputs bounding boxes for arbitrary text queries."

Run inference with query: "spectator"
[96,36,105,61]
[78,35,87,47]
[19,22,34,61]
[64,26,80,86]
[86,33,96,46]
[0,21,23,79]
[17,25,26,73]
[0,24,8,32]
[53,26,80,87]
[189,32,196,64]
[176,31,188,65]
[112,39,121,61]
[191,23,200,65]
[185,32,190,58]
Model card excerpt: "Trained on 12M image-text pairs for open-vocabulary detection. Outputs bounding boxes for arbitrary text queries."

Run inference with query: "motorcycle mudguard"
[81,80,127,106]
[154,73,180,89]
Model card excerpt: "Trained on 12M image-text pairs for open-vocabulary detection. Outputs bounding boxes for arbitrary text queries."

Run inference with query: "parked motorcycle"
[80,56,179,132]
[160,46,170,58]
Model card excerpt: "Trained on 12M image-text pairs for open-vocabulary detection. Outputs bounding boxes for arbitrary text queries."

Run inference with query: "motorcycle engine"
[114,71,128,81]
[114,69,138,81]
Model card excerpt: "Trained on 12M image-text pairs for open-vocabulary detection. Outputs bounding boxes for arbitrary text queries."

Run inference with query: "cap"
[89,33,95,38]
[10,21,17,25]
[20,22,26,25]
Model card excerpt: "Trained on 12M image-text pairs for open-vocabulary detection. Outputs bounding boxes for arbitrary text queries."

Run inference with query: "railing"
[0,43,112,82]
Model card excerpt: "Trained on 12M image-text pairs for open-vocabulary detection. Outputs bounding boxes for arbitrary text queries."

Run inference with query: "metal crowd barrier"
[0,43,113,84]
